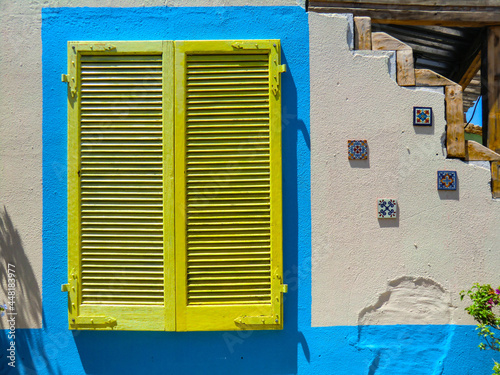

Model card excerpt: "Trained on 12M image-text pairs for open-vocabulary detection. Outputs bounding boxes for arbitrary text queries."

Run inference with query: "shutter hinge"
[274,268,287,293]
[62,269,78,315]
[62,72,77,97]
[61,269,77,292]
[62,270,117,329]
[88,43,116,52]
[235,315,280,326]
[71,316,117,329]
[231,42,263,50]
[271,63,286,96]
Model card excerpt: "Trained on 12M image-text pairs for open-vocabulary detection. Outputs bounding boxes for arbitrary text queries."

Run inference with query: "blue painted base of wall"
[1,325,498,374]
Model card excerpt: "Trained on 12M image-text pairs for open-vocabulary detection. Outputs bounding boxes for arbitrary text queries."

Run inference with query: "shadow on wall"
[71,50,309,375]
[0,207,61,374]
[0,207,41,329]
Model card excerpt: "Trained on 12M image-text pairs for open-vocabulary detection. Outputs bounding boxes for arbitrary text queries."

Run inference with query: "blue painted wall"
[0,5,496,374]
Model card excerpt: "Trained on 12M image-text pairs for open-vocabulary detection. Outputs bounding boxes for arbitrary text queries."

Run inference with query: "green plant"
[460,283,500,375]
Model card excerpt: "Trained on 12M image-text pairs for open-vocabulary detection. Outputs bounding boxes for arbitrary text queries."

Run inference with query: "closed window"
[63,40,286,331]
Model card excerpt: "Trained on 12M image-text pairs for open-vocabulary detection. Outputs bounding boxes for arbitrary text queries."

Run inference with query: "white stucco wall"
[310,12,500,326]
[0,0,302,329]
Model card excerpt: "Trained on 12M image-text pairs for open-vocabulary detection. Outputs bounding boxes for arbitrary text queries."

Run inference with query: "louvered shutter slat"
[80,55,164,306]
[80,54,164,306]
[67,41,175,331]
[175,41,284,331]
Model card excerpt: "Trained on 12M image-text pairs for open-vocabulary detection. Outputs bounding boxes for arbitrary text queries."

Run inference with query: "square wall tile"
[378,198,397,219]
[437,171,457,190]
[413,107,432,126]
[348,140,368,160]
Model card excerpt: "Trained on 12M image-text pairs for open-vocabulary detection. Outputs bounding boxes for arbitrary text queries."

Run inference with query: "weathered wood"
[396,49,415,86]
[465,124,483,136]
[309,2,500,27]
[445,84,465,158]
[372,32,415,86]
[485,26,500,154]
[354,16,372,50]
[492,162,500,198]
[415,69,455,87]
[465,141,500,161]
[312,0,500,6]
[372,32,409,51]
[458,52,481,90]
[482,35,489,147]
[484,26,500,197]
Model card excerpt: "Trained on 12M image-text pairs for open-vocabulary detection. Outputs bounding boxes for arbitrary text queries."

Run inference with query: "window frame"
[64,39,286,331]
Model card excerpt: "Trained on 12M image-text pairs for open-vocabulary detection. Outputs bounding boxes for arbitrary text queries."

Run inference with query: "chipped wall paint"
[359,277,453,325]
[0,1,499,374]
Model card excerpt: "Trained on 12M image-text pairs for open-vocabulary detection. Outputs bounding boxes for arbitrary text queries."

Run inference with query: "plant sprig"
[461,283,500,374]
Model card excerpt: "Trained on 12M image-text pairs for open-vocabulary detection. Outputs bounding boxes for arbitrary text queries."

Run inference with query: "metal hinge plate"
[234,315,279,325]
[62,268,78,315]
[272,64,286,96]
[62,71,77,97]
[231,41,266,50]
[71,316,117,328]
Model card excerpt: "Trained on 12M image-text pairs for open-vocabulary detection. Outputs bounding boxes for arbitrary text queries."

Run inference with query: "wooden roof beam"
[483,26,500,197]
[309,1,500,27]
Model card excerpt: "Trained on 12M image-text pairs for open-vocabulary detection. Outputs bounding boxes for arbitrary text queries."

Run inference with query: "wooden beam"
[484,26,500,198]
[311,0,500,6]
[485,26,500,154]
[309,2,500,27]
[492,162,500,198]
[445,84,465,158]
[451,27,483,86]
[458,52,481,90]
[372,32,415,86]
[372,31,409,50]
[354,16,372,50]
[396,49,415,86]
[415,69,455,87]
[465,141,500,162]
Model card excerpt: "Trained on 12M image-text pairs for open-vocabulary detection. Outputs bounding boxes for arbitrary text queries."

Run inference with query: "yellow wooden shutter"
[174,40,286,331]
[66,41,175,330]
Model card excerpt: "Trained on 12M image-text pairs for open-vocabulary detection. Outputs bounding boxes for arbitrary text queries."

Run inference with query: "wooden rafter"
[309,1,500,27]
[354,16,372,50]
[483,26,500,197]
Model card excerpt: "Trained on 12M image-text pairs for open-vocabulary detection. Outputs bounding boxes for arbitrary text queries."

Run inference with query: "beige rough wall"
[310,12,500,327]
[0,0,302,329]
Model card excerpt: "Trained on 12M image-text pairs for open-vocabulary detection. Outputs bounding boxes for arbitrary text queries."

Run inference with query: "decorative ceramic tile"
[348,140,368,160]
[437,170,457,190]
[413,107,432,126]
[378,198,397,219]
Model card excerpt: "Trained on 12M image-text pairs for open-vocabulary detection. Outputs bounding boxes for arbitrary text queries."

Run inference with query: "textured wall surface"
[0,0,43,329]
[310,12,500,328]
